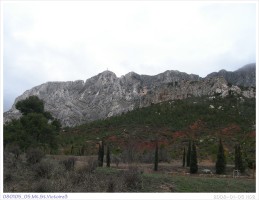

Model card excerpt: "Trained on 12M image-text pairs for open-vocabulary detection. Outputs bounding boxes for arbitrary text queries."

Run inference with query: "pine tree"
[106,144,111,167]
[187,140,191,167]
[182,147,186,167]
[235,144,245,173]
[190,141,198,174]
[4,96,60,151]
[215,138,226,174]
[154,141,158,171]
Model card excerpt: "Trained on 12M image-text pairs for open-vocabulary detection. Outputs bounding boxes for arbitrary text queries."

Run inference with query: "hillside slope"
[59,94,255,165]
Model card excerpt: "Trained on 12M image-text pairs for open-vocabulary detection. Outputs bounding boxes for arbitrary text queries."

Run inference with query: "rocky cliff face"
[206,63,256,87]
[4,64,256,127]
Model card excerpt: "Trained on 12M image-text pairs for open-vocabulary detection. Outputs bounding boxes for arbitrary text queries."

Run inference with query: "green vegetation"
[58,95,255,166]
[98,140,104,167]
[182,147,186,167]
[4,96,61,152]
[187,141,191,167]
[15,96,44,115]
[4,151,255,192]
[216,139,226,174]
[142,173,255,192]
[154,141,158,171]
[106,144,111,167]
[190,142,198,174]
[3,94,256,192]
[235,144,245,173]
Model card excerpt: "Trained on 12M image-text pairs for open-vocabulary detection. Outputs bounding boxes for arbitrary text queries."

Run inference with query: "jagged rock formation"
[206,63,256,87]
[4,64,256,127]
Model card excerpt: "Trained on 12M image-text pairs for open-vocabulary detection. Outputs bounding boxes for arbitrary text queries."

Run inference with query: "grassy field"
[95,165,256,193]
[141,173,255,192]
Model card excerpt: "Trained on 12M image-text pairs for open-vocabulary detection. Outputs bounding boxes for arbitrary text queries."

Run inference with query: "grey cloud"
[2,2,256,111]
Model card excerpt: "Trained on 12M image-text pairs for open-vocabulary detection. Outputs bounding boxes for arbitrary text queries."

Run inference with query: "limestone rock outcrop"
[4,64,256,127]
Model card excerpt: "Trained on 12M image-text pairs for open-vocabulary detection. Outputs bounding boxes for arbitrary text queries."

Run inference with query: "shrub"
[123,166,142,191]
[70,170,85,185]
[107,179,115,192]
[4,151,17,168]
[235,144,245,173]
[60,157,76,171]
[4,172,13,182]
[107,180,115,192]
[112,155,121,167]
[6,144,21,159]
[141,151,153,163]
[32,179,52,192]
[26,148,45,164]
[34,160,54,178]
[159,145,170,163]
[86,158,98,173]
[182,147,186,167]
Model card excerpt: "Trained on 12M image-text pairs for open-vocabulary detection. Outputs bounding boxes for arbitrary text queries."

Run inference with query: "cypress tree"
[98,143,102,167]
[190,141,198,174]
[100,140,104,167]
[235,144,244,173]
[154,141,158,171]
[106,144,111,167]
[215,138,226,174]
[182,147,186,167]
[98,140,104,167]
[234,144,238,170]
[187,140,191,167]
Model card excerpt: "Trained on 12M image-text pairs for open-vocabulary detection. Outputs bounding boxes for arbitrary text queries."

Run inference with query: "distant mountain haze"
[206,63,255,87]
[4,63,256,127]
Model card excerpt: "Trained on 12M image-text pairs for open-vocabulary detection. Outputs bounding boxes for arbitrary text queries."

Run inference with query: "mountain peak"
[98,70,117,77]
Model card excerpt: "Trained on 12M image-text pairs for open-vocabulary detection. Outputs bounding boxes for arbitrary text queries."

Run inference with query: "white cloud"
[2,1,256,111]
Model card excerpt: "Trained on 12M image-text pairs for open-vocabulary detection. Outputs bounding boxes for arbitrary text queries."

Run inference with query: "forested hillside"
[59,94,255,166]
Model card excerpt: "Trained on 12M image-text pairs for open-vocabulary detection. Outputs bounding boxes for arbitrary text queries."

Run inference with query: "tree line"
[96,137,246,175]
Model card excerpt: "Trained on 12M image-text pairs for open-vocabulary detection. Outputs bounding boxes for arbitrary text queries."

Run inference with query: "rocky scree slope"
[4,64,256,127]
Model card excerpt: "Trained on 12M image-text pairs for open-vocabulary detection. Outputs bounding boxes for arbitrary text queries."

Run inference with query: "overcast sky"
[2,1,256,111]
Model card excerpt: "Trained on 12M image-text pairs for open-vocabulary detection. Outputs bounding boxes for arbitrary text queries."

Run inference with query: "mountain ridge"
[4,63,256,127]
[206,63,256,87]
